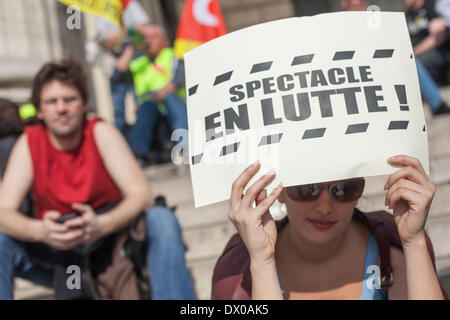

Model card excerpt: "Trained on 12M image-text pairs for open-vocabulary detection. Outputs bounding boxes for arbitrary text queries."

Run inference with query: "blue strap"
[360,233,388,300]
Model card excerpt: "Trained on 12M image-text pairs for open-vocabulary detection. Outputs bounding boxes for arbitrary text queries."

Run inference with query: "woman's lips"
[308,219,336,231]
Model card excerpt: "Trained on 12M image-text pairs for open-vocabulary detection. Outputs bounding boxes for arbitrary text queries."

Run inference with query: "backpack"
[211,208,449,300]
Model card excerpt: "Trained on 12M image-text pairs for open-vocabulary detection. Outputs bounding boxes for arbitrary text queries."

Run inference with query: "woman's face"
[278,179,363,245]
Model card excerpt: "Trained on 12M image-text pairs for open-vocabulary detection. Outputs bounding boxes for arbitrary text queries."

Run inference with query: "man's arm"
[90,121,154,236]
[115,44,136,72]
[0,135,84,249]
[0,134,41,241]
[414,18,447,55]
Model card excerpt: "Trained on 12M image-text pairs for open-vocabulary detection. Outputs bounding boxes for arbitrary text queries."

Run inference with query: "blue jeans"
[416,58,443,113]
[417,48,449,85]
[128,93,188,158]
[110,79,135,135]
[0,206,196,300]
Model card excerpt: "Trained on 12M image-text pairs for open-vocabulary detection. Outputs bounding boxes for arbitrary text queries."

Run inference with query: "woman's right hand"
[228,161,283,267]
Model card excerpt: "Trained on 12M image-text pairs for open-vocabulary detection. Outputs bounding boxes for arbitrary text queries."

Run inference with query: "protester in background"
[116,24,188,165]
[405,0,450,84]
[416,58,450,114]
[341,0,450,115]
[0,60,196,300]
[94,0,151,135]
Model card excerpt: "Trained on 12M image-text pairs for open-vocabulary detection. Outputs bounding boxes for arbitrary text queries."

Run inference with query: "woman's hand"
[228,161,283,267]
[384,155,436,247]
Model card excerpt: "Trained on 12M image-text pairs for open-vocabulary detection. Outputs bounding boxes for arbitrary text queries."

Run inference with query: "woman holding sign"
[213,155,447,299]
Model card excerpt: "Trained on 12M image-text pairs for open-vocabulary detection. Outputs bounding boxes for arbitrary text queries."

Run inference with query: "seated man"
[342,0,450,115]
[116,24,188,164]
[405,0,450,84]
[0,60,196,300]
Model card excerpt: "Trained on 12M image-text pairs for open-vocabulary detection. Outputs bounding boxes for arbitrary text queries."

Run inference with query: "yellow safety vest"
[129,47,186,107]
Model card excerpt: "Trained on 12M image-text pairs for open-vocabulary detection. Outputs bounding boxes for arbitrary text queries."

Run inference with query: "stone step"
[425,215,450,259]
[436,255,450,277]
[175,200,230,231]
[14,279,53,300]
[184,221,236,263]
[187,258,218,300]
[0,87,31,105]
[148,173,194,207]
[145,163,190,183]
[0,60,40,84]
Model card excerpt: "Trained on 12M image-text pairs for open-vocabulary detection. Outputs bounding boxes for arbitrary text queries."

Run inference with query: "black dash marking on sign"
[400,105,410,111]
[191,153,203,165]
[388,121,409,130]
[333,51,355,60]
[410,53,413,59]
[423,125,426,132]
[214,71,233,86]
[258,133,283,146]
[291,54,314,66]
[188,84,199,96]
[302,128,326,139]
[373,49,394,58]
[250,61,273,74]
[220,142,241,156]
[345,123,369,134]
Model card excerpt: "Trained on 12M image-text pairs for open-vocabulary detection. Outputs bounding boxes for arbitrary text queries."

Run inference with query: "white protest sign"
[185,12,429,208]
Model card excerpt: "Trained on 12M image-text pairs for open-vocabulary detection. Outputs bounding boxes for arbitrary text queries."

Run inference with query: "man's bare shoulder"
[92,119,120,140]
[10,133,31,160]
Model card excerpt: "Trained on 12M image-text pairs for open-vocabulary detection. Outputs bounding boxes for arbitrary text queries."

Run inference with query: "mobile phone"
[56,212,80,224]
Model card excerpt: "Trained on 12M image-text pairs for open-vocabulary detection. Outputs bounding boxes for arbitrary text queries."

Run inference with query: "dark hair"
[31,59,89,110]
[0,98,23,137]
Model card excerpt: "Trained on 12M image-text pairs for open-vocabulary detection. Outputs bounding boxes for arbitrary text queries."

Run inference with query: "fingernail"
[265,169,276,176]
[251,160,260,167]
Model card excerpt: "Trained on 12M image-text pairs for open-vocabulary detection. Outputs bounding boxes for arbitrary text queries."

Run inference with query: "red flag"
[174,0,227,59]
[121,0,134,10]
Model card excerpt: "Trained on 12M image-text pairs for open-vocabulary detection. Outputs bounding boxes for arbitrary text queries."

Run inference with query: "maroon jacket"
[211,209,449,300]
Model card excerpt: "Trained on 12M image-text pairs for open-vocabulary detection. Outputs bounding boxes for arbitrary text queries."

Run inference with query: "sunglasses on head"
[285,178,365,203]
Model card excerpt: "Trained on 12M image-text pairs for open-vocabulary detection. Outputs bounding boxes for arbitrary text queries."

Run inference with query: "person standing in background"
[94,0,151,135]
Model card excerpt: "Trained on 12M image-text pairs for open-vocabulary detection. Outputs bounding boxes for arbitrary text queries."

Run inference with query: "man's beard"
[49,117,81,138]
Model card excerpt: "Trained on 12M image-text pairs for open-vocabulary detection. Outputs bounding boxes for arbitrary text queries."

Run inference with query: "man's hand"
[39,211,84,250]
[152,82,176,102]
[64,203,103,244]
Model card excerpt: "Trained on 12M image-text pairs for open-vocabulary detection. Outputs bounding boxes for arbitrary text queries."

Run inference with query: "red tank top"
[26,117,122,219]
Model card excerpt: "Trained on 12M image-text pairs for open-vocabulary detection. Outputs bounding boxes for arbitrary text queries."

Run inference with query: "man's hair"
[31,59,89,110]
[0,98,23,138]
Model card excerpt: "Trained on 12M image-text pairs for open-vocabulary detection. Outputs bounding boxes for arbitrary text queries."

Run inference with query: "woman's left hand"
[384,155,436,246]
